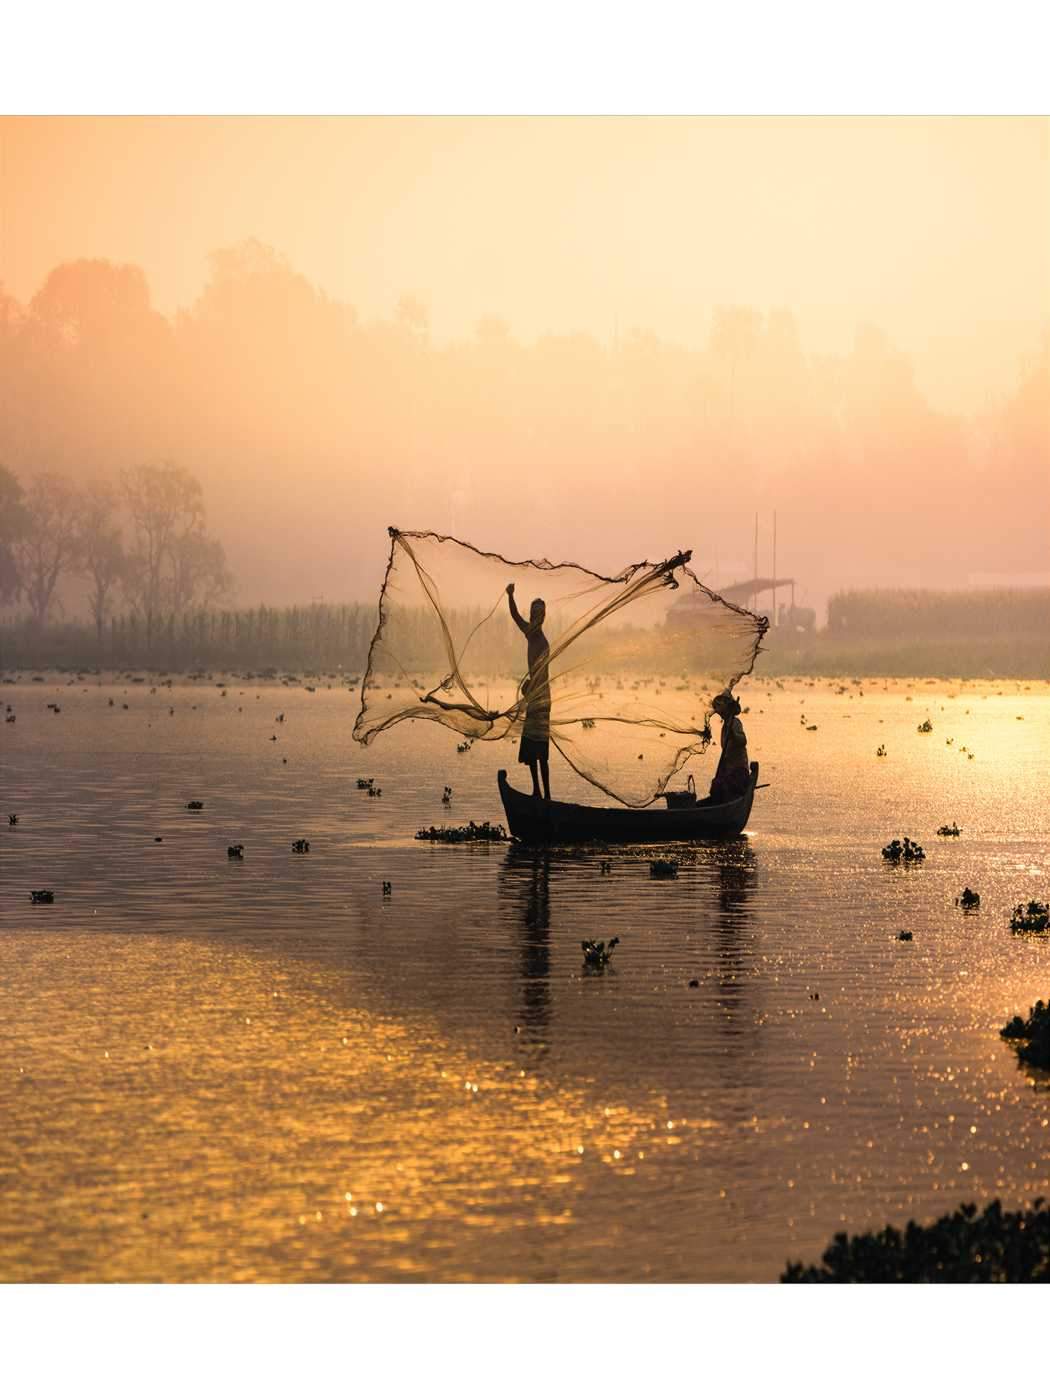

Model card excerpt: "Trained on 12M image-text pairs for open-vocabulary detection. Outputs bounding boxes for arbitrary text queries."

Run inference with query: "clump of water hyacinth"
[782,1200,1050,1282]
[936,823,960,837]
[957,887,980,909]
[649,858,679,879]
[415,820,510,844]
[882,837,925,863]
[582,937,619,968]
[1010,901,1049,935]
[917,718,933,733]
[1000,998,1050,1069]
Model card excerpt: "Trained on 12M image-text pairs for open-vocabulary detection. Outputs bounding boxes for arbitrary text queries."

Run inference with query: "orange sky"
[2,116,1047,411]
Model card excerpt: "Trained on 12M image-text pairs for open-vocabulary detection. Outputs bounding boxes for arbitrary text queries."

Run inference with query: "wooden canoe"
[497,762,759,844]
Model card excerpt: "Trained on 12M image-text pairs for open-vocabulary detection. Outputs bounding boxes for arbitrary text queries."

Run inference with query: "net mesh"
[353,528,767,807]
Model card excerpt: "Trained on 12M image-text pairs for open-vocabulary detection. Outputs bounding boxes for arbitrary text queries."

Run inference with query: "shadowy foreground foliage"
[782,1200,1050,1282]
[1001,997,1050,1069]
[1010,901,1050,936]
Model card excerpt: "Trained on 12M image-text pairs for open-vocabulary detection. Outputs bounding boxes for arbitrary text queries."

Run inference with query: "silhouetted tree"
[121,462,205,650]
[0,464,28,605]
[169,528,233,615]
[77,480,126,645]
[13,472,82,626]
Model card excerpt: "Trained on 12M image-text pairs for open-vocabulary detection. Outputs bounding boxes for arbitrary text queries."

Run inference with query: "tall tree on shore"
[121,460,233,649]
[13,472,82,626]
[169,528,233,615]
[0,464,28,605]
[77,480,126,645]
[121,462,203,651]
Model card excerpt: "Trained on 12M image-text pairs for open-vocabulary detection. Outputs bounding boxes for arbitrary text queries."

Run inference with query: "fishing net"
[353,529,767,807]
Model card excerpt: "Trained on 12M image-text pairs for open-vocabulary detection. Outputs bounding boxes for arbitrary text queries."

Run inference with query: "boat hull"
[497,762,759,844]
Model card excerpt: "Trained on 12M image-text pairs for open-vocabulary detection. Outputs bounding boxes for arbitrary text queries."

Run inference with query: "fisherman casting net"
[353,529,767,807]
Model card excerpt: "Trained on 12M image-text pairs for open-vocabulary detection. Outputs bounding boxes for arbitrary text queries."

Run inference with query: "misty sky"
[1,115,1048,616]
[3,116,1048,412]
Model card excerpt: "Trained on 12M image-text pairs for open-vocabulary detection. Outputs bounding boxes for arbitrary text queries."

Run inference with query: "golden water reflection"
[0,932,716,1282]
[2,673,1049,1280]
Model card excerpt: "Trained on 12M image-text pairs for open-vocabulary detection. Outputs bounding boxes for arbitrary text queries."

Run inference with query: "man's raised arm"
[506,582,528,634]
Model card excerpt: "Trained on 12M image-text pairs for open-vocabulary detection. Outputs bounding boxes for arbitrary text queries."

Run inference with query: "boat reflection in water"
[497,849,552,1058]
[710,838,759,1036]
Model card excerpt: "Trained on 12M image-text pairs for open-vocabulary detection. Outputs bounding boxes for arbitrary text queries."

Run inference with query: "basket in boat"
[661,773,697,808]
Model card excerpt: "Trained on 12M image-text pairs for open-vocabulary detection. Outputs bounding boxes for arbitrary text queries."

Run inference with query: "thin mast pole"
[772,510,777,627]
[752,511,758,612]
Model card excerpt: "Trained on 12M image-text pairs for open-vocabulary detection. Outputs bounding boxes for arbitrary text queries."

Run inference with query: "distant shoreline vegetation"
[1,586,1047,679]
[767,585,1050,679]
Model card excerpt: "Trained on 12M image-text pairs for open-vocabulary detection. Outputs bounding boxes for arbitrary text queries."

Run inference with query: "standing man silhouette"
[506,583,551,800]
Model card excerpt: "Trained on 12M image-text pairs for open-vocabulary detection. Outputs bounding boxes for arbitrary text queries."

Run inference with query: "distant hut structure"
[667,577,812,631]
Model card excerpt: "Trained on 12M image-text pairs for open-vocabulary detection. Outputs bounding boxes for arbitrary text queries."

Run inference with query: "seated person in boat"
[709,689,750,802]
[506,582,552,800]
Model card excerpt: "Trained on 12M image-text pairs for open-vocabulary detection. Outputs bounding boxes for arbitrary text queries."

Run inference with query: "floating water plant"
[8,814,17,825]
[876,745,887,757]
[186,800,204,811]
[441,786,453,805]
[580,718,596,730]
[30,890,54,904]
[1000,998,1050,1068]
[957,887,980,909]
[582,937,619,967]
[291,839,310,853]
[382,881,392,895]
[917,718,933,733]
[936,823,960,837]
[227,844,244,860]
[782,1200,1050,1282]
[599,859,612,874]
[456,740,473,754]
[897,930,913,941]
[1010,901,1049,934]
[650,858,679,879]
[415,820,510,844]
[356,778,373,789]
[882,837,925,863]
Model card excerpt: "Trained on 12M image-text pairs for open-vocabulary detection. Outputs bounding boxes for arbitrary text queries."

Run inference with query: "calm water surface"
[2,671,1048,1281]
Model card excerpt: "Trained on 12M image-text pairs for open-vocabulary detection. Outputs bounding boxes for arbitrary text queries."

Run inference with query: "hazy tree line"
[2,578,1047,675]
[826,587,1050,638]
[0,461,231,646]
[1,241,1047,610]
